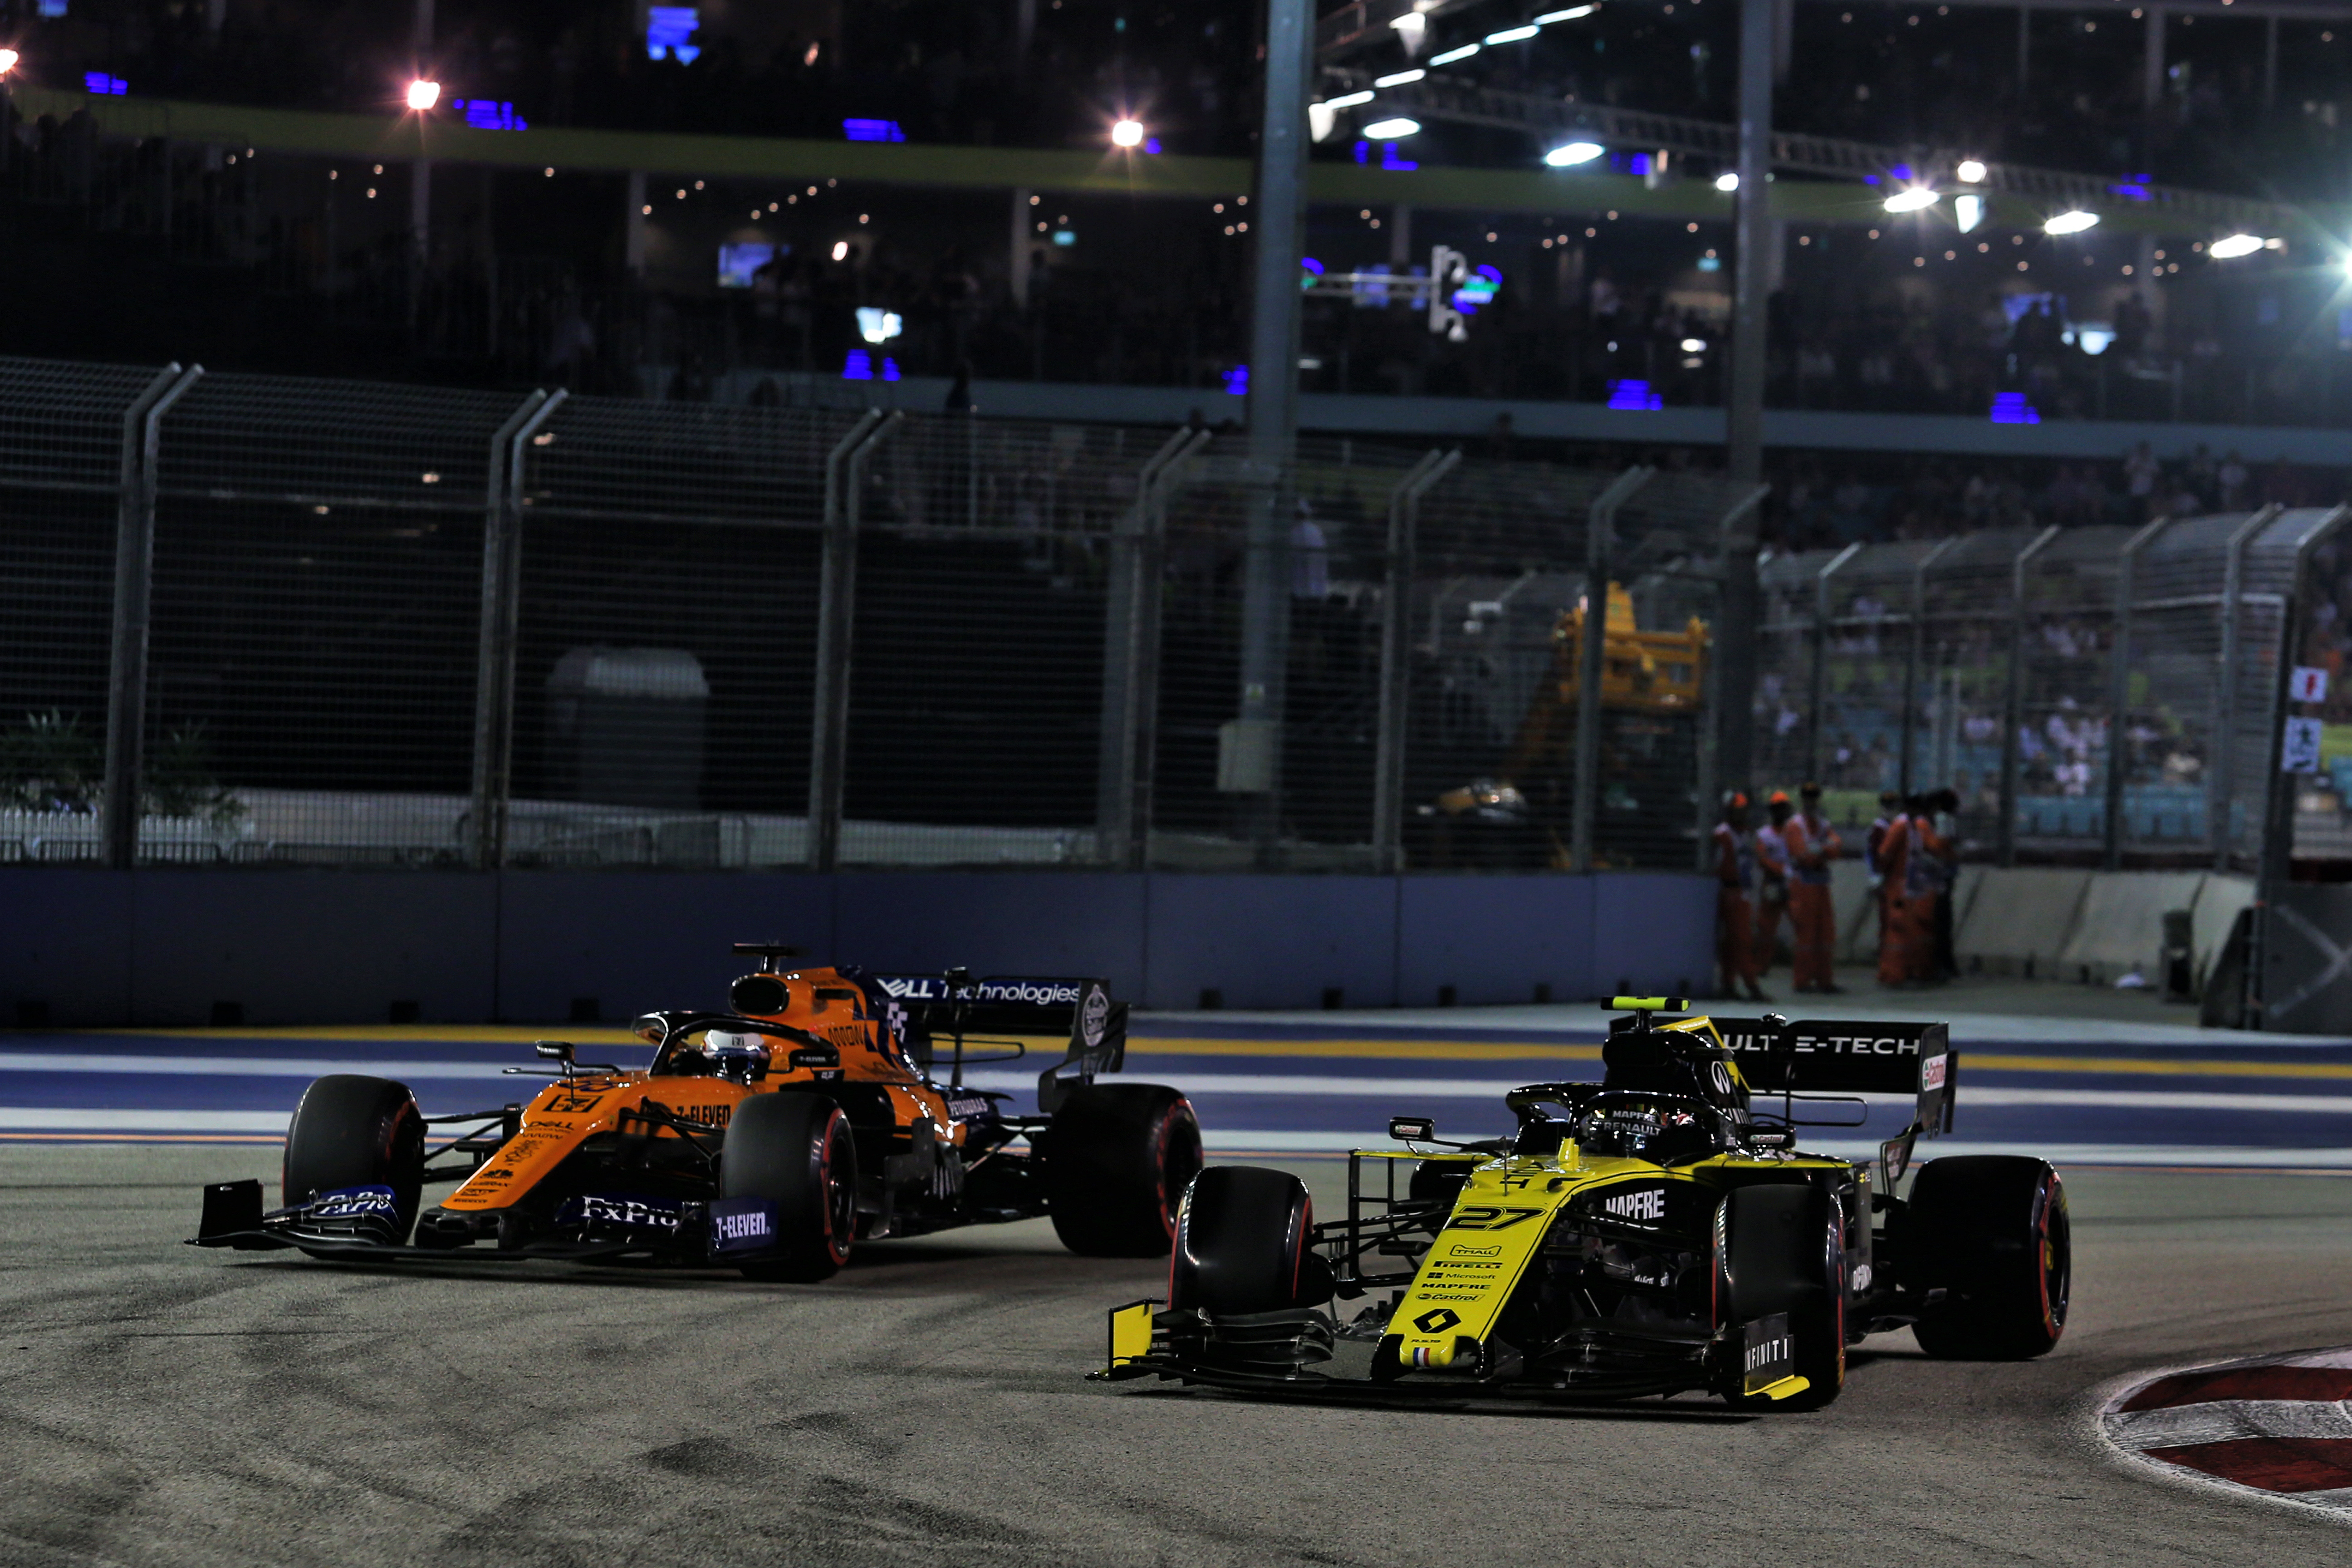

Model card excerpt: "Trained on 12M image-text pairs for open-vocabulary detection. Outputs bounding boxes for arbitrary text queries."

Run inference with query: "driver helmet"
[1577,1092,1726,1163]
[699,1030,772,1084]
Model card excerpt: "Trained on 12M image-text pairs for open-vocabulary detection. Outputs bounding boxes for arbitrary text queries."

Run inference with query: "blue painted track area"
[9,1003,2352,1171]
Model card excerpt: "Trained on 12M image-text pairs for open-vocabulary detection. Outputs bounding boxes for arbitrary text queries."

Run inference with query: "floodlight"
[1882,186,1939,213]
[1680,337,1707,352]
[1955,158,1987,184]
[1535,6,1599,21]
[1324,89,1375,110]
[1485,25,1540,44]
[1110,119,1144,148]
[2045,210,2099,235]
[1374,69,1426,87]
[1362,118,1421,140]
[406,79,441,111]
[1954,194,1983,233]
[1715,172,1738,192]
[1545,141,1604,167]
[1427,43,1480,65]
[0,49,19,74]
[2209,233,2264,258]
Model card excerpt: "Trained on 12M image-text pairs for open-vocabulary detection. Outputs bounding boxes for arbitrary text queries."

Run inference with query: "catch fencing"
[0,356,1764,875]
[1749,504,2352,874]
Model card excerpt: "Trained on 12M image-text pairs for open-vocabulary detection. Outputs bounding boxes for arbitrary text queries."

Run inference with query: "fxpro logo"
[564,1194,681,1231]
[1600,1186,1666,1223]
[309,1186,397,1219]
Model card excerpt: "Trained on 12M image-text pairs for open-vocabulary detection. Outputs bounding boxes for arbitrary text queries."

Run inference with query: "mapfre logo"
[1600,1186,1666,1223]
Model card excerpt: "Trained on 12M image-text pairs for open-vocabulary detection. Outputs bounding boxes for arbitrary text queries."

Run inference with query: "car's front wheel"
[1717,1181,1846,1409]
[723,1093,858,1283]
[282,1074,425,1245]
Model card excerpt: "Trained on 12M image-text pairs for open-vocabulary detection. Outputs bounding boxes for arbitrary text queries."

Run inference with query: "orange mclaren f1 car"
[191,945,1201,1279]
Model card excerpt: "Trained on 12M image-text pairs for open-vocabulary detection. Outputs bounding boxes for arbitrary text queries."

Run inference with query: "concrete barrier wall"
[1955,869,2096,977]
[2057,871,2210,985]
[0,868,1714,1027]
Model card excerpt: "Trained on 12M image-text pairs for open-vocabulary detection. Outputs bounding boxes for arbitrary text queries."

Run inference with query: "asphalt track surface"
[6,988,2352,1565]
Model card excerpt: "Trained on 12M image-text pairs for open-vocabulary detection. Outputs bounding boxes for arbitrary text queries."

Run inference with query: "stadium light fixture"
[1324,89,1375,110]
[2045,210,2098,235]
[1363,117,1421,140]
[1545,141,1604,167]
[1374,69,1426,87]
[1882,186,1939,213]
[1955,158,1987,184]
[1535,5,1599,21]
[1954,194,1983,233]
[406,79,441,111]
[1715,172,1738,192]
[1680,337,1707,352]
[1485,25,1541,44]
[1391,12,1428,48]
[2209,233,2265,258]
[1427,43,1481,65]
[0,48,19,75]
[1110,118,1144,148]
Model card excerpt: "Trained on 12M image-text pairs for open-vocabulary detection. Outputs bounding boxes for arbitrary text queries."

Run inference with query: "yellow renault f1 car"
[1098,1000,2068,1409]
[191,945,1201,1278]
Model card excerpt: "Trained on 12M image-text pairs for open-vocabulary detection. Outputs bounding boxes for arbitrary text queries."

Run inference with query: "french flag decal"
[2102,1349,2352,1512]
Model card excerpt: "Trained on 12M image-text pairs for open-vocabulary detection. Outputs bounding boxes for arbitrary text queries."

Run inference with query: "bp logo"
[1412,1308,1461,1334]
[1080,986,1111,1050]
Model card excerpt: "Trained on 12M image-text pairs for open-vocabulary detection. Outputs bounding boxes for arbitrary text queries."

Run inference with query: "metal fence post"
[1996,525,2061,866]
[2211,503,2284,872]
[468,388,562,872]
[2249,505,2352,1028]
[1372,448,1460,874]
[1098,426,1210,870]
[1897,535,1962,799]
[808,410,902,872]
[2102,514,2172,870]
[101,363,203,871]
[1696,485,1769,872]
[1571,466,1654,874]
[1806,542,1863,789]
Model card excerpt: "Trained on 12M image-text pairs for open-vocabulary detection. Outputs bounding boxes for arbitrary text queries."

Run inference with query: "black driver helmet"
[1575,1090,1730,1164]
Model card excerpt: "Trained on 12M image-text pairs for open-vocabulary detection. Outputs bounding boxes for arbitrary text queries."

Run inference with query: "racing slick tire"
[723,1093,858,1283]
[282,1074,427,1244]
[1168,1166,1324,1314]
[1718,1181,1846,1410]
[1039,1083,1204,1258]
[1905,1156,2070,1360]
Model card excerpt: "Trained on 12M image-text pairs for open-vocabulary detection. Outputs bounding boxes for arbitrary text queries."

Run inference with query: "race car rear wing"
[873,973,1126,1111]
[1706,1015,1955,1156]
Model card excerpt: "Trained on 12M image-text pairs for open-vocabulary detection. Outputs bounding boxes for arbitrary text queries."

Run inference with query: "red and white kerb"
[2100,1348,2352,1514]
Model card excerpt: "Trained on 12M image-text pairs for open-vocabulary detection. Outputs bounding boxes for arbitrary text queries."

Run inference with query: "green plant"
[0,709,101,813]
[144,722,245,829]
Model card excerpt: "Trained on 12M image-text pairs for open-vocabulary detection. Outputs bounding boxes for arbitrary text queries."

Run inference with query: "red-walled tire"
[724,1093,858,1283]
[1169,1166,1315,1315]
[1907,1156,2070,1360]
[1040,1083,1203,1258]
[282,1074,425,1244]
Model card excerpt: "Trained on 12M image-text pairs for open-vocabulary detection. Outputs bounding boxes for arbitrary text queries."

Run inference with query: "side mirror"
[629,1014,666,1045]
[1389,1116,1436,1143]
[534,1040,575,1063]
[789,1045,841,1070]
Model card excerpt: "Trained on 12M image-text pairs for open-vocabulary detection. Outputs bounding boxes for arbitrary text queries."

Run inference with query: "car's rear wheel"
[282,1074,425,1244]
[1169,1166,1320,1314]
[1040,1083,1203,1257]
[723,1093,858,1283]
[1906,1156,2069,1360]
[1717,1181,1846,1410]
